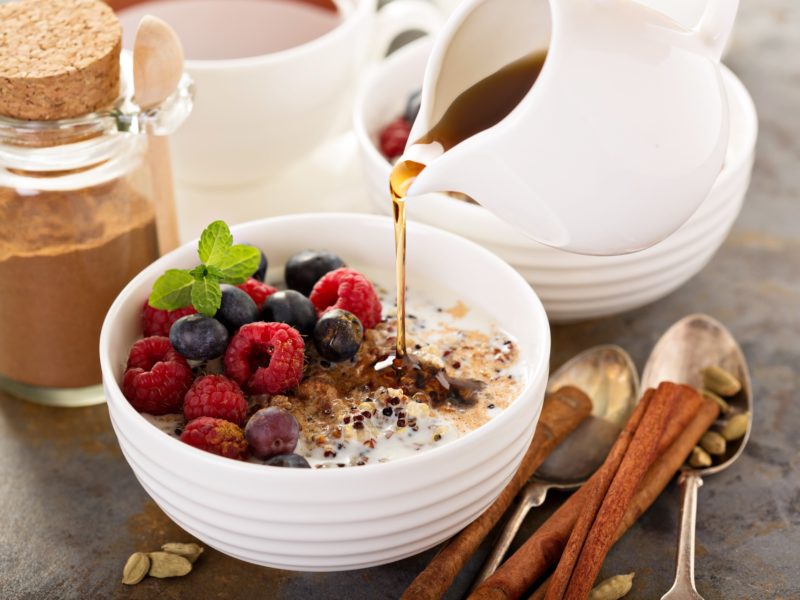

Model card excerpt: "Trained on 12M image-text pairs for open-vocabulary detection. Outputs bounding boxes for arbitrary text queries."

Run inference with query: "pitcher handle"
[695,0,739,60]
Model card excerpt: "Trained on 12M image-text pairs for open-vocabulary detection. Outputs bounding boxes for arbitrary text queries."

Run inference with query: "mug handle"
[694,0,739,60]
[370,0,444,61]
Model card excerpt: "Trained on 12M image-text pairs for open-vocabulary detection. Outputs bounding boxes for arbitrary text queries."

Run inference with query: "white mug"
[118,0,441,188]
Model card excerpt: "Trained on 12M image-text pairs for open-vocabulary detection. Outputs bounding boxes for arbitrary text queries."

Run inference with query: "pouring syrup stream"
[382,158,492,405]
[389,159,425,358]
[377,50,545,406]
[387,50,545,359]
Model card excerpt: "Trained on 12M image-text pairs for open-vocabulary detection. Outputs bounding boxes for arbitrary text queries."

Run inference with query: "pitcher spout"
[401,138,572,249]
[399,142,445,172]
[401,141,480,200]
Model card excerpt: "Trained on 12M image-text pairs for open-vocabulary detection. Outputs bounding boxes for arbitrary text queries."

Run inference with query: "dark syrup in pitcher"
[389,50,547,360]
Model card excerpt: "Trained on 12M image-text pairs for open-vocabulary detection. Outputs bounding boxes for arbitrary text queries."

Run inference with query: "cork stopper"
[0,0,122,121]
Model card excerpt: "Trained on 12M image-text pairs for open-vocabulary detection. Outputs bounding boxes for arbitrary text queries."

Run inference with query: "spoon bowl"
[537,345,639,484]
[474,344,640,585]
[642,313,752,474]
[642,314,752,600]
[133,15,185,111]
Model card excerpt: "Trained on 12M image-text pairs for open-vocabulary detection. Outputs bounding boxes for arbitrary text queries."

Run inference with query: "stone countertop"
[1,1,798,598]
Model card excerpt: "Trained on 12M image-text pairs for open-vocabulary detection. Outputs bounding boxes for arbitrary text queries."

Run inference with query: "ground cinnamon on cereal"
[261,318,522,465]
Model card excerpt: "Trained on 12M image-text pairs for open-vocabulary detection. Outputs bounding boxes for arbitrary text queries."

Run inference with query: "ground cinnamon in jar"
[0,0,160,398]
[0,183,157,388]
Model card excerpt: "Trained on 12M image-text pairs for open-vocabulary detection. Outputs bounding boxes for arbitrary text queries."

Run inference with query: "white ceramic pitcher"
[400,0,739,255]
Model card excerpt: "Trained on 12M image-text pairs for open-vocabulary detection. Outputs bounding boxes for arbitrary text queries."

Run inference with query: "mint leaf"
[191,275,222,317]
[206,265,225,280]
[149,269,194,310]
[198,220,233,266]
[189,264,226,281]
[217,244,260,284]
[189,265,207,280]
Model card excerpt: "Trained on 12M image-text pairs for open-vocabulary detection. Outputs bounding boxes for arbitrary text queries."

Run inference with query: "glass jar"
[0,66,193,407]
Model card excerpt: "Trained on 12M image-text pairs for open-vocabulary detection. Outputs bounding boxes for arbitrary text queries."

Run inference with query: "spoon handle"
[148,135,181,255]
[661,471,705,600]
[472,482,549,587]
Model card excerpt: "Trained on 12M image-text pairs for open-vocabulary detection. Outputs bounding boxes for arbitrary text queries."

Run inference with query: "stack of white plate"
[353,39,758,322]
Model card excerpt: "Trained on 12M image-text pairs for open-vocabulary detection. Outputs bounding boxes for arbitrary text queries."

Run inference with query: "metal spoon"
[641,314,753,600]
[473,345,640,586]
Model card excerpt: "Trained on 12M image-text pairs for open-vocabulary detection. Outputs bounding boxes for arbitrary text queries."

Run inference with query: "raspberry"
[141,300,196,337]
[309,268,382,329]
[180,417,248,460]
[237,278,277,310]
[380,117,411,159]
[224,322,305,395]
[122,336,194,415]
[183,374,248,426]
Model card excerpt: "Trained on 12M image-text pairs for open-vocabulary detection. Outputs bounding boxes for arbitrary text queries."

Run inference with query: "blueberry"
[264,453,311,468]
[313,309,363,362]
[243,243,268,281]
[169,314,229,360]
[262,290,317,335]
[404,89,421,124]
[245,407,300,459]
[285,250,344,296]
[216,284,259,332]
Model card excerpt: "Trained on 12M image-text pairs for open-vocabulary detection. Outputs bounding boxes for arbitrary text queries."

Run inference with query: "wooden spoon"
[133,15,184,255]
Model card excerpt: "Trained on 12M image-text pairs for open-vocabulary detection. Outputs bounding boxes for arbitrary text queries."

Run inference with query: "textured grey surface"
[1,1,798,598]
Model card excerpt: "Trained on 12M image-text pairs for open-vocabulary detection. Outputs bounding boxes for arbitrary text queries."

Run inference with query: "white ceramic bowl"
[100,213,550,571]
[353,38,757,322]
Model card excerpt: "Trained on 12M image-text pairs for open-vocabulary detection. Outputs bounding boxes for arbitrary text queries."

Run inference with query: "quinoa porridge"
[144,270,526,468]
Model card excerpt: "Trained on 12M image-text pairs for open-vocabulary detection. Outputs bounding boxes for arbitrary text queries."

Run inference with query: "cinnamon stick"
[528,396,719,599]
[471,485,590,600]
[560,382,683,599]
[400,386,593,600]
[613,395,718,541]
[529,578,550,600]
[471,383,703,600]
[543,391,653,600]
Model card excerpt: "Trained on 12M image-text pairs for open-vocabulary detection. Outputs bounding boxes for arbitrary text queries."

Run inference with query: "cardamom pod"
[161,542,204,564]
[588,572,635,600]
[701,365,741,397]
[700,431,727,456]
[122,552,150,585]
[721,412,750,441]
[147,551,192,578]
[701,389,731,415]
[689,446,712,468]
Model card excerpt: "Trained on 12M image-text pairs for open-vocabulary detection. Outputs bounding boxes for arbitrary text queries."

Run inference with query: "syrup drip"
[389,159,425,358]
[384,160,485,402]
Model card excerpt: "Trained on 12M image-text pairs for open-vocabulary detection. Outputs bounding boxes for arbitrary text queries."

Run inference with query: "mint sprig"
[148,221,260,317]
